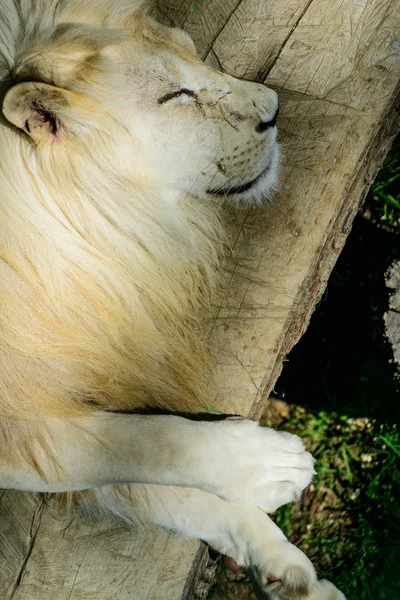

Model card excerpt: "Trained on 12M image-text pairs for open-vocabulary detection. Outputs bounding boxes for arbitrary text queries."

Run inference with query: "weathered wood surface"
[1,0,400,598]
[385,261,400,372]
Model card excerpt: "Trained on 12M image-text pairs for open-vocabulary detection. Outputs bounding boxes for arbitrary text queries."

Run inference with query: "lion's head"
[2,0,279,204]
[0,0,280,418]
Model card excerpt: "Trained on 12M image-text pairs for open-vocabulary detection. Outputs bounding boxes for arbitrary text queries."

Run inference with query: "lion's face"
[106,20,279,202]
[3,8,279,203]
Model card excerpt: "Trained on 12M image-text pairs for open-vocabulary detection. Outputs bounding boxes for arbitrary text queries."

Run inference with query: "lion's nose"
[255,106,279,132]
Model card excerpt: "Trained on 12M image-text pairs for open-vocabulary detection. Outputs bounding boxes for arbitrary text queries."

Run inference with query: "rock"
[385,260,400,372]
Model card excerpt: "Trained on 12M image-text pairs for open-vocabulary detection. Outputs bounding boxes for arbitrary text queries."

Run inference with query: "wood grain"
[1,0,399,598]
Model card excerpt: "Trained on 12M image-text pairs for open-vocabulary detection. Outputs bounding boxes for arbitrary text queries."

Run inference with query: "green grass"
[274,409,400,600]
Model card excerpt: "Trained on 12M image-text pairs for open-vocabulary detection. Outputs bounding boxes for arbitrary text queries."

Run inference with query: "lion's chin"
[206,163,272,197]
[208,144,280,205]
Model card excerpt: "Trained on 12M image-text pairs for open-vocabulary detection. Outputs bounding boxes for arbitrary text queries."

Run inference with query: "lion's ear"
[2,82,79,143]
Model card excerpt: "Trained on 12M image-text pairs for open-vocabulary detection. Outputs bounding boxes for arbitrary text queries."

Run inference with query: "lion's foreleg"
[0,413,223,492]
[84,482,336,600]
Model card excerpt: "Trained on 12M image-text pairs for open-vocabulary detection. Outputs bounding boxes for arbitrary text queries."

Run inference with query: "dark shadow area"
[274,214,400,423]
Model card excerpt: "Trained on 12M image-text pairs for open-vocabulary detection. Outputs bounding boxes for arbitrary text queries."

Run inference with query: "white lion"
[0,1,345,598]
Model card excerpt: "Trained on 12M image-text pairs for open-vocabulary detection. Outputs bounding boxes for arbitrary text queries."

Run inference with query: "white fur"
[0,2,346,598]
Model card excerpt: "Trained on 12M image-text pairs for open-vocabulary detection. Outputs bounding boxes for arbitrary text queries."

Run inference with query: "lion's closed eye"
[158,88,197,104]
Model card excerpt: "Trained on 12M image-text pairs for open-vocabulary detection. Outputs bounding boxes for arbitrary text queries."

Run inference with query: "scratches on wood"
[8,497,46,600]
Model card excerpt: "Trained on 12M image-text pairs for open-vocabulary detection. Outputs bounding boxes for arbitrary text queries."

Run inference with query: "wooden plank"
[4,496,202,600]
[209,0,400,416]
[1,0,399,599]
[205,0,313,80]
[0,492,45,600]
[155,0,312,77]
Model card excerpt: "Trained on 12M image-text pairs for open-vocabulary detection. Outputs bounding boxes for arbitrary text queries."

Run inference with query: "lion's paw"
[208,418,315,512]
[250,540,347,599]
[263,577,347,600]
[315,580,347,600]
[249,538,316,598]
[220,505,346,600]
